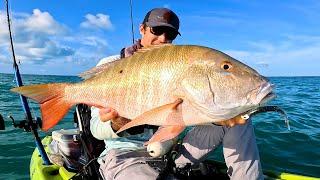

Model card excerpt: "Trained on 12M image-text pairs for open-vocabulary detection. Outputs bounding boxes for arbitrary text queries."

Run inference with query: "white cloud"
[80,13,113,30]
[0,9,73,65]
[0,9,115,75]
[15,39,74,63]
[224,36,320,76]
[24,9,67,35]
[80,36,108,47]
[0,9,114,67]
[256,61,269,68]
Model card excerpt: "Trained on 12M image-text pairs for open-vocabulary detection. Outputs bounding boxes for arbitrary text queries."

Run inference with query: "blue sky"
[0,0,320,76]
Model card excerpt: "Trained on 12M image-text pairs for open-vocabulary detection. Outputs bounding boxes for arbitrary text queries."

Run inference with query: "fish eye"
[221,61,232,71]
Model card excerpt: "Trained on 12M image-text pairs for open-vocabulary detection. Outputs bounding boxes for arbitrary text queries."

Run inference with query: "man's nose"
[158,33,169,43]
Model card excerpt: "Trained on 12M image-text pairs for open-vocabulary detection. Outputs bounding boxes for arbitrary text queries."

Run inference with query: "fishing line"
[245,106,291,130]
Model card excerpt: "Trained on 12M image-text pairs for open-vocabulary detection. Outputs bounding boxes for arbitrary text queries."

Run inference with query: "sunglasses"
[150,26,179,40]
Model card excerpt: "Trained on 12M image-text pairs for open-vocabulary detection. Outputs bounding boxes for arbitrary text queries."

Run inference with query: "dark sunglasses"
[150,26,179,40]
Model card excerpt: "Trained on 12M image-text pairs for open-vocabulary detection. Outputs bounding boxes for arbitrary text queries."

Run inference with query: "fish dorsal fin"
[135,44,173,54]
[79,44,172,79]
[79,55,121,79]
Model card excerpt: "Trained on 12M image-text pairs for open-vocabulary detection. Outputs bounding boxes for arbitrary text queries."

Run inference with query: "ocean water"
[0,73,319,179]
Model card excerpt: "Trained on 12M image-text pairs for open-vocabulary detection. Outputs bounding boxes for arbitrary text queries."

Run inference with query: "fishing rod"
[5,0,51,165]
[129,0,135,43]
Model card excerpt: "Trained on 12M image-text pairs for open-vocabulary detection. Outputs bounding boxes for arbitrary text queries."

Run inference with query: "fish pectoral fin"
[145,125,186,145]
[116,98,184,134]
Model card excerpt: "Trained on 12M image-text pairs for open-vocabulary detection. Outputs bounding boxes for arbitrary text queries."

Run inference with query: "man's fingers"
[99,107,111,113]
[99,107,118,122]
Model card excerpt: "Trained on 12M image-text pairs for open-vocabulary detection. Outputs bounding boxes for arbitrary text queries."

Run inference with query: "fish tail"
[11,83,73,131]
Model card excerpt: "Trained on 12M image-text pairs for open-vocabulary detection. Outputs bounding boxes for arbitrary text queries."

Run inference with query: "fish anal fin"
[145,125,185,145]
[117,98,184,133]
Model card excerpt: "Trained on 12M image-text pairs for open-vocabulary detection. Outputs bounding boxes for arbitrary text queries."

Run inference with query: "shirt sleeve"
[90,55,123,140]
[90,106,119,140]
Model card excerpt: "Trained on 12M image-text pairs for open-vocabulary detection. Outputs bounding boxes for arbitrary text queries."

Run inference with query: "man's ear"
[139,24,145,35]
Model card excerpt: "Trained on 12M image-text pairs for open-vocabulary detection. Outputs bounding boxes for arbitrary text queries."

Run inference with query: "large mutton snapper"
[11,44,274,143]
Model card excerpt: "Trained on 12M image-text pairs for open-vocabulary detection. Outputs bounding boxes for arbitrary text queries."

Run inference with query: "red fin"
[11,83,73,131]
[117,98,184,134]
[145,126,185,145]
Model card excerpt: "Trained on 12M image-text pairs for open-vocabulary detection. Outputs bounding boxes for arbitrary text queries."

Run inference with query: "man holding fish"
[11,7,270,180]
[90,8,264,180]
[11,7,272,180]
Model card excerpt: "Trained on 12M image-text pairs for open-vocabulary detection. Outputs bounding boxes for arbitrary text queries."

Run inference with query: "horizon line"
[1,72,319,78]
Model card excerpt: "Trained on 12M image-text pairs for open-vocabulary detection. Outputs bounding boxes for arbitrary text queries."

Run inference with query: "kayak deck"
[30,136,75,180]
[30,136,319,180]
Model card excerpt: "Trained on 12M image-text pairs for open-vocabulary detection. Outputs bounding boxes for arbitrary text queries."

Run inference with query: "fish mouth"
[259,92,276,105]
[253,82,275,105]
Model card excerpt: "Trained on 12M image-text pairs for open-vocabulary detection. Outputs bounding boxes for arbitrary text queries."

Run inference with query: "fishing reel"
[0,114,5,130]
[4,115,42,131]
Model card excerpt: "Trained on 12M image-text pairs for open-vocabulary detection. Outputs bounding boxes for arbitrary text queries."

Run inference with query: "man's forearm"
[90,107,119,140]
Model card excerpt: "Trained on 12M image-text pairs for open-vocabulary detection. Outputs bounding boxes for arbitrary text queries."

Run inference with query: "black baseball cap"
[142,8,181,35]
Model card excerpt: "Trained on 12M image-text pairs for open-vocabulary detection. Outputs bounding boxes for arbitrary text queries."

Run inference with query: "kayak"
[30,135,320,180]
[30,136,76,180]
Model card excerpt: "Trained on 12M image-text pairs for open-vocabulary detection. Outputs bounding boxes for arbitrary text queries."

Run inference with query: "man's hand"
[214,114,247,127]
[99,107,118,122]
[98,107,131,131]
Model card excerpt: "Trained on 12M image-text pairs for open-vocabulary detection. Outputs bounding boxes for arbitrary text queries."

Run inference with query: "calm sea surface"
[0,73,319,179]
